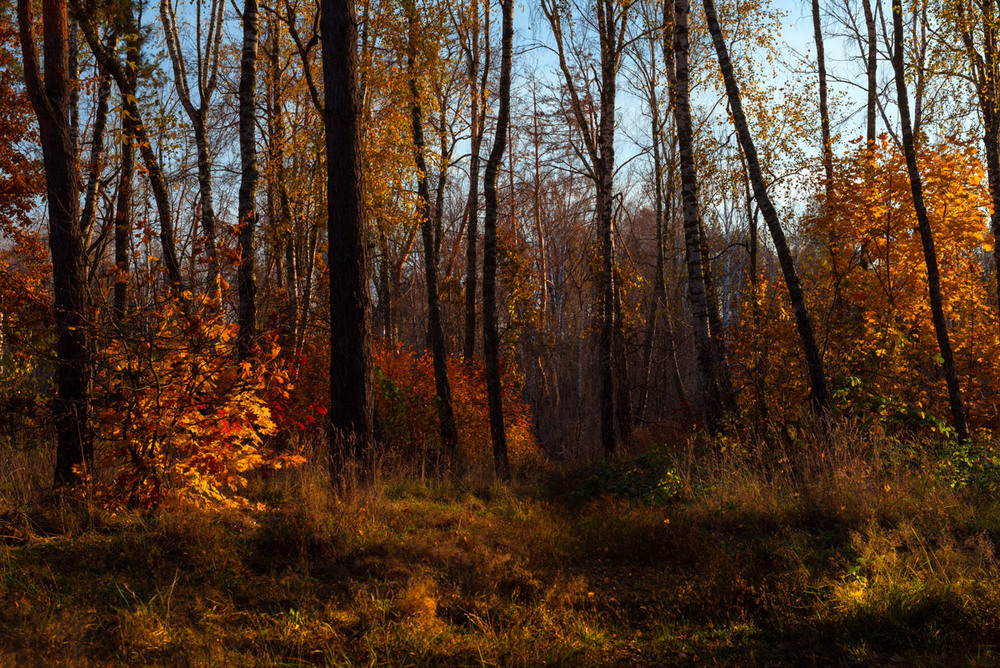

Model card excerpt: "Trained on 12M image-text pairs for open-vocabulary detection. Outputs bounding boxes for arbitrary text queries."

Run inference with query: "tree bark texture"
[891,0,970,442]
[483,0,512,480]
[18,0,92,484]
[321,0,376,470]
[237,0,259,359]
[669,0,732,430]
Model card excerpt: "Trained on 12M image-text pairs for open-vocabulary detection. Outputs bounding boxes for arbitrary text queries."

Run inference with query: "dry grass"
[2,422,1000,665]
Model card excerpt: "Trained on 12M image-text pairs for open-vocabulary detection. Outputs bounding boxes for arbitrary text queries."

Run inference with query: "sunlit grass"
[2,423,1000,664]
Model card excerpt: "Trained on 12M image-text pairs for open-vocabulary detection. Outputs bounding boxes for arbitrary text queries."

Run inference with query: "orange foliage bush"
[373,341,540,468]
[732,136,1000,432]
[91,290,305,511]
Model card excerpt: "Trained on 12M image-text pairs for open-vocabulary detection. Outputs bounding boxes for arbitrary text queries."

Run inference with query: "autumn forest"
[4,0,1000,662]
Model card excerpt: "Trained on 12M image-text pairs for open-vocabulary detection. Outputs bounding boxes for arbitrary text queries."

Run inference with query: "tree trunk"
[660,127,689,413]
[956,0,1000,316]
[462,0,487,363]
[862,0,877,145]
[890,0,970,442]
[596,0,620,455]
[531,81,548,328]
[406,3,459,455]
[703,0,831,415]
[160,0,224,290]
[639,83,688,421]
[237,0,259,359]
[377,231,393,341]
[18,0,91,484]
[668,0,731,430]
[80,60,110,253]
[265,19,299,352]
[113,27,139,326]
[636,296,657,424]
[540,0,628,454]
[483,0,513,480]
[321,0,376,470]
[612,270,632,439]
[73,6,185,293]
[193,115,219,289]
[812,0,833,198]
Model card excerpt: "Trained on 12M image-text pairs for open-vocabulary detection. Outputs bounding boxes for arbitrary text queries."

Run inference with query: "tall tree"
[483,0,512,479]
[113,21,139,325]
[952,0,1000,315]
[812,0,833,197]
[160,0,225,290]
[237,0,259,359]
[628,5,687,422]
[890,0,970,441]
[17,0,91,483]
[668,0,735,429]
[703,0,831,415]
[405,0,459,456]
[862,0,878,145]
[540,0,631,454]
[321,0,376,470]
[457,0,489,363]
[73,0,185,293]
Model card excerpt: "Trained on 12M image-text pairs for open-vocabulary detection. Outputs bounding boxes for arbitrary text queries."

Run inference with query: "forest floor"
[3,428,1000,666]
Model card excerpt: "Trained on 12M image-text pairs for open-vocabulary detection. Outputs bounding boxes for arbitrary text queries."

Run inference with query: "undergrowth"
[2,422,1000,665]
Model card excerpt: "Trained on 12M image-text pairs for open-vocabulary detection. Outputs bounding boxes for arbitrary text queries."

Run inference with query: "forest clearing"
[4,0,1000,661]
[4,431,1000,665]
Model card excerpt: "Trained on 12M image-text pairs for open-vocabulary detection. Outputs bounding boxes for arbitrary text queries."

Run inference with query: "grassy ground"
[3,426,1000,666]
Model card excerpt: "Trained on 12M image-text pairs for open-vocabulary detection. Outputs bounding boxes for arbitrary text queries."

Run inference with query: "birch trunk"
[483,0,513,480]
[237,0,259,359]
[669,0,731,429]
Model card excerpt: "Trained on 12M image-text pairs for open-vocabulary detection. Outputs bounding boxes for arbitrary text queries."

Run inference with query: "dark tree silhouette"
[702,0,831,416]
[17,0,91,484]
[891,0,969,443]
[483,0,512,480]
[321,0,376,470]
[237,0,259,359]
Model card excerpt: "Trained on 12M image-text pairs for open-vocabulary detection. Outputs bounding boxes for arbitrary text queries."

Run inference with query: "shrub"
[90,290,304,511]
[373,341,540,468]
